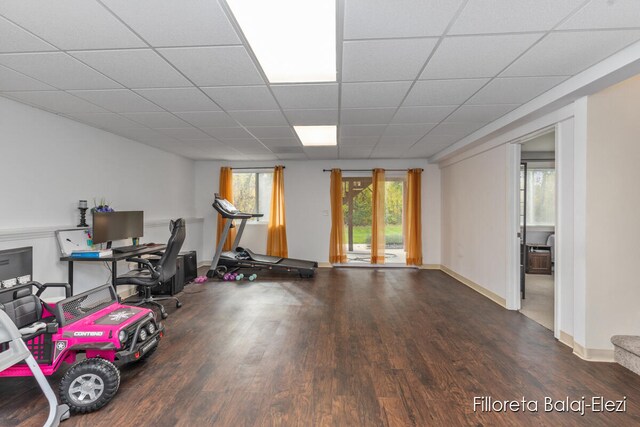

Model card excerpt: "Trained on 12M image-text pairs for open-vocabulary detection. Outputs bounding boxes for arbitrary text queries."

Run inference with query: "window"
[525,168,555,226]
[232,172,272,221]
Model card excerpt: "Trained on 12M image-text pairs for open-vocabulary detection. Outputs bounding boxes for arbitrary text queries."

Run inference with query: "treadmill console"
[217,198,238,214]
[213,194,252,219]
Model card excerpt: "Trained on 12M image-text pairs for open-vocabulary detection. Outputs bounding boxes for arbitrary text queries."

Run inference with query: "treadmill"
[207,194,318,278]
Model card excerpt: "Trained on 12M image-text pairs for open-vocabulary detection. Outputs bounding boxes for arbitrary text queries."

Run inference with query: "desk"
[60,245,166,294]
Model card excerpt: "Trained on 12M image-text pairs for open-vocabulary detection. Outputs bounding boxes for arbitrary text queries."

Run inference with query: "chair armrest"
[125,257,155,269]
[123,257,160,281]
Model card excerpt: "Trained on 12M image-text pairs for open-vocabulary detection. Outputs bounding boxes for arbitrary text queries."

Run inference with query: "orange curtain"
[329,169,347,264]
[405,168,422,266]
[267,165,288,257]
[216,167,236,251]
[371,169,386,264]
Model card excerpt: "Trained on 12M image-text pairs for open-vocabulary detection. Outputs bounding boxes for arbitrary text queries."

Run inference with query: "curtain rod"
[231,166,284,170]
[322,168,423,172]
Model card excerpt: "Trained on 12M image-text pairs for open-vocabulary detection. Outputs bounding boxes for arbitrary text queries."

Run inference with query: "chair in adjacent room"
[115,219,185,319]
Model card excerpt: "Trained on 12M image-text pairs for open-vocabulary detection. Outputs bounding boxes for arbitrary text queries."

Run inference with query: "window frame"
[232,170,273,222]
[524,166,556,227]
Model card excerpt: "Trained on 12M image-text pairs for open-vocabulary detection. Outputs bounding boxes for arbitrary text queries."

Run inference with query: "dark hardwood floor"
[2,268,640,426]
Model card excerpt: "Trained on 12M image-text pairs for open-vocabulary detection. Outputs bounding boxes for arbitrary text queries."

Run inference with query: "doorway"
[518,131,556,331]
[342,175,407,265]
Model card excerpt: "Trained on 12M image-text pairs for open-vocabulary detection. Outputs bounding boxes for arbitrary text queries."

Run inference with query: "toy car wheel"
[60,358,120,413]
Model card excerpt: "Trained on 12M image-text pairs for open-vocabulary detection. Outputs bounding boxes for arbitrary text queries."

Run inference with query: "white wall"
[0,97,201,295]
[441,144,509,300]
[194,159,440,266]
[438,106,578,340]
[585,75,640,351]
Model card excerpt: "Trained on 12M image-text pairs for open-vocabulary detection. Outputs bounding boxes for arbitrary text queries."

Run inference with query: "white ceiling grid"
[0,0,638,160]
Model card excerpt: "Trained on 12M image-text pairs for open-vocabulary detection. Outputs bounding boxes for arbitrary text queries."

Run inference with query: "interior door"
[520,162,527,299]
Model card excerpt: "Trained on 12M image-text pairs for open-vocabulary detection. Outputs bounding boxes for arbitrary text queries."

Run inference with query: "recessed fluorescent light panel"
[226,0,336,83]
[294,126,337,146]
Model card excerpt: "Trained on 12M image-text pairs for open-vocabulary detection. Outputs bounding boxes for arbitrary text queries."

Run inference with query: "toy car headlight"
[138,328,147,341]
[118,330,128,343]
[147,323,156,334]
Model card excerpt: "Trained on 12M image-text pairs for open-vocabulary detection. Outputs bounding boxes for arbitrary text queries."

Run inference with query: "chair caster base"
[161,312,169,319]
[176,301,182,308]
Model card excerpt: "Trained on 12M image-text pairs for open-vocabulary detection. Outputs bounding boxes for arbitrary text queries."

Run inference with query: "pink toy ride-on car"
[0,281,164,413]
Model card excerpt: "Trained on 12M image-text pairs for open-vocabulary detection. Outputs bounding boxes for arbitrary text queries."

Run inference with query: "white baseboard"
[573,342,615,362]
[559,330,574,348]
[440,266,507,308]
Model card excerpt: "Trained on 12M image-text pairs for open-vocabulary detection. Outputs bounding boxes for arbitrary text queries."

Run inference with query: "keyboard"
[112,244,149,253]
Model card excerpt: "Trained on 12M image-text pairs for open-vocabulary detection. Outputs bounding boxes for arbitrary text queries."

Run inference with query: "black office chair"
[115,218,186,319]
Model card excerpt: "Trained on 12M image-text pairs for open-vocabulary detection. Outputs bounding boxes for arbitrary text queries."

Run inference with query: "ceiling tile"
[246,126,294,139]
[467,76,567,104]
[135,88,221,112]
[559,0,640,30]
[339,147,374,159]
[70,49,191,88]
[340,125,387,137]
[404,140,445,158]
[304,146,338,159]
[69,89,163,113]
[391,106,457,124]
[0,65,55,91]
[175,111,238,128]
[65,112,143,129]
[340,108,397,125]
[342,38,437,82]
[382,124,436,137]
[228,110,288,127]
[421,34,542,79]
[158,46,263,86]
[502,30,640,77]
[0,16,56,53]
[444,104,519,122]
[370,148,410,158]
[271,84,338,109]
[121,112,190,128]
[202,86,279,110]
[449,0,584,35]
[403,79,488,106]
[341,81,412,108]
[101,0,241,47]
[339,137,379,147]
[0,52,122,89]
[344,0,464,39]
[199,126,252,139]
[277,153,308,160]
[261,138,302,148]
[377,135,421,146]
[284,109,338,125]
[0,0,145,49]
[155,127,211,140]
[223,139,272,155]
[2,90,108,113]
[428,122,485,138]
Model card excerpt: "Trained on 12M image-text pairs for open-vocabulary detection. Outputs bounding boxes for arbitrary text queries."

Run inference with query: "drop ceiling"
[1,0,639,160]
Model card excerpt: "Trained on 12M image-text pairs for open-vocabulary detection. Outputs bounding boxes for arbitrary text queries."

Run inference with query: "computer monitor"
[92,211,144,245]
